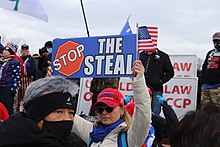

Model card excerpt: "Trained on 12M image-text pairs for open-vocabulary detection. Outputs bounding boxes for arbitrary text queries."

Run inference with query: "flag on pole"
[147,26,158,47]
[120,16,132,35]
[137,26,158,51]
[0,0,48,22]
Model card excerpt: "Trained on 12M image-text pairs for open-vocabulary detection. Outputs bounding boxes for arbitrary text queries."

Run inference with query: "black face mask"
[214,41,220,51]
[42,120,73,140]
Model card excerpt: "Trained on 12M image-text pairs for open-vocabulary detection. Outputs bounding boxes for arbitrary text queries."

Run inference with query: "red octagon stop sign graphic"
[54,40,84,76]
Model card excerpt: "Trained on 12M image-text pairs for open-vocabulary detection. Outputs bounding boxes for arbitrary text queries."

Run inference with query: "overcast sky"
[0,0,219,59]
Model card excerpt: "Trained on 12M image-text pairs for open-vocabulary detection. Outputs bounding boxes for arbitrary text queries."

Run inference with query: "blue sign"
[52,34,136,78]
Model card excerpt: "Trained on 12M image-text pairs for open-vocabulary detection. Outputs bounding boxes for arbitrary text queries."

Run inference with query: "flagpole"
[136,23,139,60]
[80,0,90,37]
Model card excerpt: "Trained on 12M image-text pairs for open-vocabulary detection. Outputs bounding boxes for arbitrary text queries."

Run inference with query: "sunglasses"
[95,106,114,114]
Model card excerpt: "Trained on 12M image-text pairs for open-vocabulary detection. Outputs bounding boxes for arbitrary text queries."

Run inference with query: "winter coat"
[73,74,151,147]
[0,112,86,147]
[202,49,220,84]
[20,55,37,79]
[139,50,174,91]
[152,102,179,141]
[0,56,21,93]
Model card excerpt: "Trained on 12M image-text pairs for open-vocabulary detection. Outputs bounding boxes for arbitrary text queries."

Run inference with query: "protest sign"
[52,34,136,78]
[170,55,197,77]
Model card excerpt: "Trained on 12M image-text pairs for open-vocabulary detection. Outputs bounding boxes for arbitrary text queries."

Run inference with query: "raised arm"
[128,60,152,146]
[72,115,93,145]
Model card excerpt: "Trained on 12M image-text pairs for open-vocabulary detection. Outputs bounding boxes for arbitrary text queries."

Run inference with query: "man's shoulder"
[157,49,169,56]
[9,58,20,65]
[206,49,215,54]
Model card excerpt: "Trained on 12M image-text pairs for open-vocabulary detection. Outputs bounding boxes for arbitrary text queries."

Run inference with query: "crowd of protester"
[0,41,53,115]
[0,32,220,147]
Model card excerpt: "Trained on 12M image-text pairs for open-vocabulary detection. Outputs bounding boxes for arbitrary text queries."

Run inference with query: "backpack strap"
[118,131,128,147]
[88,137,92,147]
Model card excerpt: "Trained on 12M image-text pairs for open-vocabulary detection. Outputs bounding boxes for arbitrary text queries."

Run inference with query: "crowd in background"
[0,32,220,147]
[0,41,53,116]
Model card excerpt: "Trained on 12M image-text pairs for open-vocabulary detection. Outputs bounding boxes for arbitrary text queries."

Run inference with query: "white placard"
[170,55,197,77]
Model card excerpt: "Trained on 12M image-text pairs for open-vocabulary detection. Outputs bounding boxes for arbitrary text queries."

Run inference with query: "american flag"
[138,26,158,51]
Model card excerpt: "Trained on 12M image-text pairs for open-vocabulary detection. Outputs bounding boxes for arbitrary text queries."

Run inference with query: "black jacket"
[152,102,179,141]
[0,112,86,147]
[139,50,174,91]
[202,49,220,84]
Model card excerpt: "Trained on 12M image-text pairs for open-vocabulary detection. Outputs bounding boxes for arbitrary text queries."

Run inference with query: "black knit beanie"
[24,92,76,123]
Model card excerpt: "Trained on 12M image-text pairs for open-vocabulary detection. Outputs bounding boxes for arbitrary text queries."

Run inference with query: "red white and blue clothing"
[0,55,21,115]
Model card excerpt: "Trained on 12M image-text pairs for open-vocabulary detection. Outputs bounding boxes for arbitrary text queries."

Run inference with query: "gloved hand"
[124,95,133,105]
[156,95,166,105]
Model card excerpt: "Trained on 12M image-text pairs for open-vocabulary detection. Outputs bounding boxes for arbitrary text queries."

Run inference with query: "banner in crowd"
[170,55,197,77]
[76,77,198,120]
[52,34,136,78]
[0,0,48,22]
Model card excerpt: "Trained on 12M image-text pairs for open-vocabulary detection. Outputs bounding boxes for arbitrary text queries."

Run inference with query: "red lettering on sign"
[183,99,191,108]
[167,97,191,108]
[164,85,192,94]
[173,63,192,71]
[85,79,90,88]
[84,92,92,101]
[164,85,171,94]
[119,82,125,91]
[126,83,132,91]
[119,82,132,91]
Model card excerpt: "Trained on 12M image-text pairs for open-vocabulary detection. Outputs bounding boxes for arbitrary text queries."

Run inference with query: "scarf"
[89,118,124,146]
[142,125,155,147]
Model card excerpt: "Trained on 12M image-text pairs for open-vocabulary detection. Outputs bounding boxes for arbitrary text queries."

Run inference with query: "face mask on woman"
[42,120,73,140]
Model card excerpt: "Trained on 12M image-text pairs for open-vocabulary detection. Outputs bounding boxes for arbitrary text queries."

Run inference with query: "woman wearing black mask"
[0,76,86,147]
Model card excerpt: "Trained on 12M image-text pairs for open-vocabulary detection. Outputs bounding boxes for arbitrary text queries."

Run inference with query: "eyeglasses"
[95,106,114,114]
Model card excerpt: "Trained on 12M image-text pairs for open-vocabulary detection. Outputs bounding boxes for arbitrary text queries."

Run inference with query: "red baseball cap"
[93,88,124,109]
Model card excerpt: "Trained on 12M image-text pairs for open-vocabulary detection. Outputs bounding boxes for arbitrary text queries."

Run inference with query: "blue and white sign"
[52,34,136,78]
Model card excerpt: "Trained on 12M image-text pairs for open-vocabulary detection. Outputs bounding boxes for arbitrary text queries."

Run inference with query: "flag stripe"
[138,26,158,51]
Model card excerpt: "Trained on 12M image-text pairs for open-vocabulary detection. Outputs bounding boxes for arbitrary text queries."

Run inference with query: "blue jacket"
[0,56,21,93]
[20,55,37,79]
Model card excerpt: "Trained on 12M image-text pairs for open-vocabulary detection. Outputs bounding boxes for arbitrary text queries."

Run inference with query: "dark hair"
[39,47,48,55]
[21,44,29,49]
[170,103,220,147]
[44,41,52,48]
